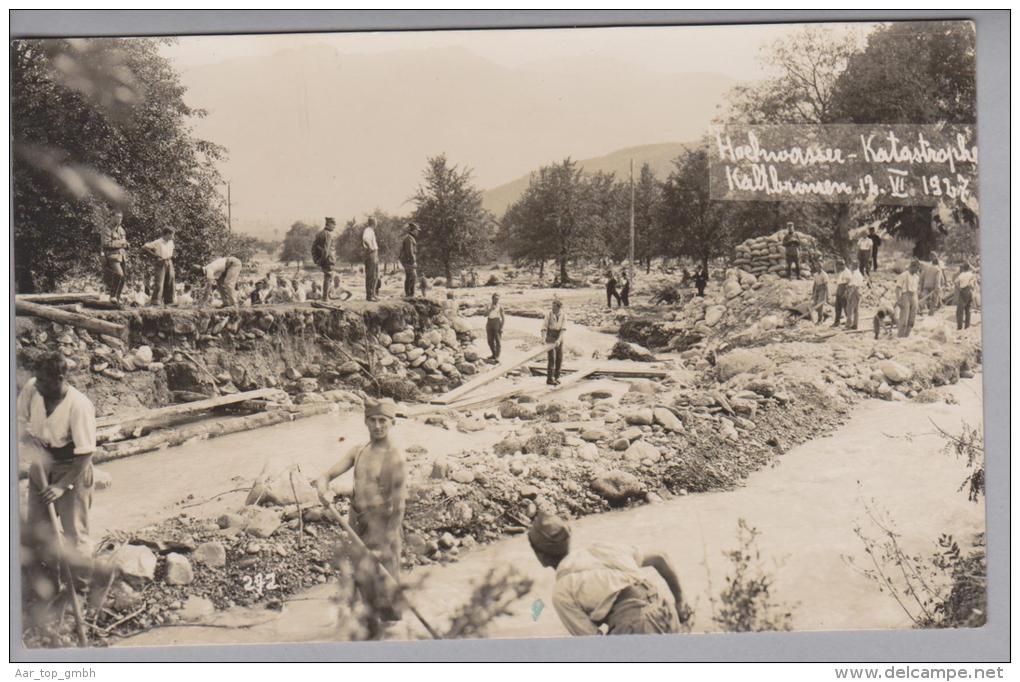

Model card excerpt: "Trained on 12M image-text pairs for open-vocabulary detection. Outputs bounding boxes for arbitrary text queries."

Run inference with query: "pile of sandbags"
[732,231,821,277]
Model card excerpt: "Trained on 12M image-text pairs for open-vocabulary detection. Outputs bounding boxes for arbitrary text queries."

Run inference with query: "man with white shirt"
[845,266,865,330]
[202,255,243,307]
[832,260,852,327]
[895,259,921,337]
[856,233,874,276]
[541,298,567,386]
[143,226,176,306]
[955,263,978,330]
[919,254,946,315]
[17,352,98,594]
[363,217,380,301]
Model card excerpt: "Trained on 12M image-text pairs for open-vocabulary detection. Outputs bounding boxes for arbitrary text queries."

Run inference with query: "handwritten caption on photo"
[708,124,977,207]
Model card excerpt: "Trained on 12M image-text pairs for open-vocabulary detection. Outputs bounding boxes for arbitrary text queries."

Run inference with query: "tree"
[12,38,228,291]
[725,25,864,125]
[633,163,662,272]
[659,147,729,272]
[279,220,318,265]
[410,155,492,286]
[829,21,977,257]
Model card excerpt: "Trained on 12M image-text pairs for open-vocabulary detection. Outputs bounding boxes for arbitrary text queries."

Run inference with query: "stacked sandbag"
[732,231,821,277]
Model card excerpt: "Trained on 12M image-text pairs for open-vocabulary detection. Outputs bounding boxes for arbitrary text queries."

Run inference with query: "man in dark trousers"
[312,217,338,301]
[541,298,567,386]
[605,271,621,309]
[399,222,419,298]
[619,271,631,307]
[98,209,129,304]
[143,226,176,306]
[363,217,380,301]
[782,222,801,279]
[868,226,883,271]
[694,267,708,297]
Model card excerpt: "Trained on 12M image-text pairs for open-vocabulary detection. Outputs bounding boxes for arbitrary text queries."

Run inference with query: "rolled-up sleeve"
[69,398,97,455]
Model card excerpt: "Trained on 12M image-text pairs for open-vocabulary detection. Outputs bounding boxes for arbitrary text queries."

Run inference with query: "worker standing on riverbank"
[783,223,801,279]
[98,209,129,304]
[895,259,921,337]
[17,352,98,600]
[143,226,176,306]
[527,512,686,636]
[363,217,380,301]
[811,261,829,324]
[311,218,338,301]
[485,293,505,362]
[541,298,567,386]
[400,222,419,299]
[315,398,407,638]
[955,262,978,330]
[920,254,946,316]
[856,233,873,276]
[833,260,851,327]
[605,271,621,309]
[845,266,865,330]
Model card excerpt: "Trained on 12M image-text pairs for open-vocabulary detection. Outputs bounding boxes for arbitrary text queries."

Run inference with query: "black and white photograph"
[11,15,992,657]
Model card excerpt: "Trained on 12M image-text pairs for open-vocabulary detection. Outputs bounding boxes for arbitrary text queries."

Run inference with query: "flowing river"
[119,373,984,647]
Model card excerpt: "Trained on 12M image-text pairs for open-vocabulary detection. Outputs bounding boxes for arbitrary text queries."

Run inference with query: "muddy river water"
[119,372,984,647]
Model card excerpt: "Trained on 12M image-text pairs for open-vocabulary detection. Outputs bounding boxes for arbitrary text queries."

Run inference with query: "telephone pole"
[629,158,635,283]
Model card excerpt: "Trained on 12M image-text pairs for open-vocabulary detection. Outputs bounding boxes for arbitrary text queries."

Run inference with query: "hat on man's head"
[528,511,570,558]
[325,217,336,227]
[408,222,420,233]
[364,397,397,419]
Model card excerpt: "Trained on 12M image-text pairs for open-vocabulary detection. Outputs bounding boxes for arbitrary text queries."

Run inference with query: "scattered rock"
[717,348,774,381]
[112,545,157,582]
[653,407,684,432]
[623,440,661,464]
[879,359,913,384]
[164,553,194,586]
[624,408,654,426]
[591,470,644,506]
[179,595,216,622]
[193,541,227,567]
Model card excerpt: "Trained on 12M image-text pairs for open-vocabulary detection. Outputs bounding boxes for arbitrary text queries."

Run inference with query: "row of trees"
[12,38,236,292]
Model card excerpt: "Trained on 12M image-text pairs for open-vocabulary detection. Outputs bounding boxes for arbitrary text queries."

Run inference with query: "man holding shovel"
[315,398,407,636]
[17,352,98,608]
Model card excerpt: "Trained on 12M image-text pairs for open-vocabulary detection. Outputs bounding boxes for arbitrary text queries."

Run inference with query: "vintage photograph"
[12,19,984,650]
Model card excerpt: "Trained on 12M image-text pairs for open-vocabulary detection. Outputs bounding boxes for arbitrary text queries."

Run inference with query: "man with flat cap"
[400,222,420,299]
[312,217,338,301]
[315,397,407,636]
[528,512,686,636]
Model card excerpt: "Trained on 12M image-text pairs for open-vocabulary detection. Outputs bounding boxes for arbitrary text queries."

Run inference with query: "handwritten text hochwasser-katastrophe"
[708,124,978,206]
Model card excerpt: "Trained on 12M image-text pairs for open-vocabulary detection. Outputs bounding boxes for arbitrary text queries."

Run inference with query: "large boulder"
[717,348,774,381]
[623,440,661,464]
[653,407,684,432]
[624,408,654,426]
[879,359,913,384]
[193,541,227,568]
[591,470,644,507]
[242,507,283,538]
[704,305,726,327]
[164,553,194,586]
[112,545,157,582]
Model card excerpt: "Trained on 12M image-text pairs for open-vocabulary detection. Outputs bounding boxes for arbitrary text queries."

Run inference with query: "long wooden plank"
[96,388,282,430]
[17,293,102,304]
[15,299,125,338]
[430,342,555,405]
[526,363,669,379]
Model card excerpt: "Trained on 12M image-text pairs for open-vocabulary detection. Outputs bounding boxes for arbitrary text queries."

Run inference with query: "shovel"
[28,462,88,647]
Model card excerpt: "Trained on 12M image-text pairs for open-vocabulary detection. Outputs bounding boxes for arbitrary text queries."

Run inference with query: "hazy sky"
[158,23,876,236]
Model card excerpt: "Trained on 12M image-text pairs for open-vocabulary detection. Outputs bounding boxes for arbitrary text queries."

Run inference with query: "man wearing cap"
[528,512,686,636]
[312,218,338,301]
[363,217,380,301]
[98,208,129,303]
[143,226,176,306]
[541,298,567,386]
[17,352,98,595]
[400,222,420,299]
[201,255,243,307]
[315,397,406,635]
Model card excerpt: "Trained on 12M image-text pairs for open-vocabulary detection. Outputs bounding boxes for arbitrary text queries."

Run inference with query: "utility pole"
[629,158,635,283]
[226,181,232,233]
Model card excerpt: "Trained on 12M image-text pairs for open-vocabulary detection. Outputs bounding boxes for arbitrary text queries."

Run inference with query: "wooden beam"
[526,363,668,379]
[15,299,125,338]
[96,388,283,433]
[17,293,102,305]
[429,342,555,405]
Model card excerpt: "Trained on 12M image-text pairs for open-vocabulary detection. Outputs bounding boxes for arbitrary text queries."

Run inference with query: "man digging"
[315,398,407,637]
[527,512,687,636]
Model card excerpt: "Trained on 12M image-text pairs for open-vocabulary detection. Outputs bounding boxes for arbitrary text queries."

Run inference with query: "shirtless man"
[315,398,407,636]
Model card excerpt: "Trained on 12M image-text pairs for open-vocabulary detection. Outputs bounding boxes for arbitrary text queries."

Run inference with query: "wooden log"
[15,300,125,338]
[17,293,102,304]
[430,342,555,405]
[526,363,669,379]
[96,388,283,431]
